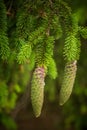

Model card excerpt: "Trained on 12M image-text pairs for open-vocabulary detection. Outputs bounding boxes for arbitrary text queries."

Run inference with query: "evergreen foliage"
[0,0,10,59]
[0,0,87,119]
[17,42,32,64]
[79,27,87,39]
[47,57,57,79]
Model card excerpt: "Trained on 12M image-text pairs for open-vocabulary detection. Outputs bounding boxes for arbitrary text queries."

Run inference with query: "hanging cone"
[31,67,45,117]
[59,60,77,105]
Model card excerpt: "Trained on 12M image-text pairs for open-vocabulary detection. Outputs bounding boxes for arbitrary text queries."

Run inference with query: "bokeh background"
[0,0,87,130]
[0,39,87,130]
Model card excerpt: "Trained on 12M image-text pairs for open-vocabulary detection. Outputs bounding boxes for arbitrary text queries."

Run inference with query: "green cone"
[31,67,45,117]
[59,60,77,105]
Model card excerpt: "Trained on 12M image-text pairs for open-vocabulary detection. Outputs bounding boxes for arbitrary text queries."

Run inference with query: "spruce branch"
[79,27,87,39]
[17,41,32,64]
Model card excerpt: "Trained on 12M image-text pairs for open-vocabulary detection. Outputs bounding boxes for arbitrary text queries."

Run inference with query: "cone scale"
[59,60,77,105]
[31,67,45,117]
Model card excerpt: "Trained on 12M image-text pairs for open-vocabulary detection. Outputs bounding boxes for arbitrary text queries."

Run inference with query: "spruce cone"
[31,67,45,117]
[59,60,77,105]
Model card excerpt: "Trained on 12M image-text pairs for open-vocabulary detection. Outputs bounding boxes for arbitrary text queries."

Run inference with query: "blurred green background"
[0,0,87,130]
[0,39,87,130]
